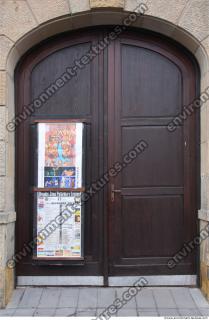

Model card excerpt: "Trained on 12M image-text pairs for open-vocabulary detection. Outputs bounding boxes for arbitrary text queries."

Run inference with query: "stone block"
[0,0,37,42]
[0,142,6,176]
[0,72,6,106]
[200,261,209,298]
[201,106,208,143]
[5,222,15,264]
[70,0,90,13]
[5,177,15,213]
[0,36,14,71]
[125,0,187,25]
[5,266,14,306]
[201,176,209,210]
[28,0,70,24]
[90,0,124,8]
[0,108,6,141]
[0,225,6,267]
[201,72,209,108]
[0,177,5,211]
[178,0,209,42]
[201,37,209,59]
[201,142,208,176]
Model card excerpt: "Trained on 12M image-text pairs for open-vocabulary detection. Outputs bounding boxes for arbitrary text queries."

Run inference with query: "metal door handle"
[111,184,121,202]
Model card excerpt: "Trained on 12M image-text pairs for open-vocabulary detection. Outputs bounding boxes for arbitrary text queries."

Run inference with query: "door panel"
[122,196,184,257]
[121,44,182,117]
[31,43,92,116]
[122,126,183,186]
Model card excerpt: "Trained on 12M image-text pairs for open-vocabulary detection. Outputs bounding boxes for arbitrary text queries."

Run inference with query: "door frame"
[15,28,200,286]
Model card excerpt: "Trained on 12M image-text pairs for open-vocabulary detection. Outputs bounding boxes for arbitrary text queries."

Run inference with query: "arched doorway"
[15,28,199,286]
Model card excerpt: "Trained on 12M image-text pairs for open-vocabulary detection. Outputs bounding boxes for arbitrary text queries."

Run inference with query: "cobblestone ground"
[0,287,209,317]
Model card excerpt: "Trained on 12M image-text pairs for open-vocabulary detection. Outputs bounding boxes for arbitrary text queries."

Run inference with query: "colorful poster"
[38,123,83,188]
[36,192,82,258]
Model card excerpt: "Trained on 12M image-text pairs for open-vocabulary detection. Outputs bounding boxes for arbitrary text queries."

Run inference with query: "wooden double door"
[16,29,199,282]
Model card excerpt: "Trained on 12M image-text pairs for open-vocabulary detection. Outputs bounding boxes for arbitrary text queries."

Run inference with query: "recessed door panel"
[122,126,183,187]
[122,195,184,257]
[121,44,182,118]
[31,43,92,116]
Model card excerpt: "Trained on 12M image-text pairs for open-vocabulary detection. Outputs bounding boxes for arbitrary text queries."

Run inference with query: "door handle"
[111,184,121,202]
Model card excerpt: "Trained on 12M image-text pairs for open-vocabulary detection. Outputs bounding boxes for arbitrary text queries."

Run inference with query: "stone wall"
[0,0,209,307]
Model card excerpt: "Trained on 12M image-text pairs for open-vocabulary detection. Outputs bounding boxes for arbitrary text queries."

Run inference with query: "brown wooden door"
[16,31,106,278]
[16,29,199,281]
[107,33,199,276]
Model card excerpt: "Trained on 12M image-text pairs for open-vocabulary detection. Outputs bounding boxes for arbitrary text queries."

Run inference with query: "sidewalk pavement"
[0,287,209,317]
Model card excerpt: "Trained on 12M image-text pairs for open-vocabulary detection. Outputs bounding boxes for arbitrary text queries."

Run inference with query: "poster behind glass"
[37,123,83,189]
[36,192,83,258]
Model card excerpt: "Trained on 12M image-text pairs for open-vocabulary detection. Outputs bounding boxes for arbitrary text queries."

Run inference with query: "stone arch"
[6,12,209,75]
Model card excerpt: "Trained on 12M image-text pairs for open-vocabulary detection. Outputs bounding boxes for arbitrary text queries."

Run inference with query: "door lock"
[111,184,121,202]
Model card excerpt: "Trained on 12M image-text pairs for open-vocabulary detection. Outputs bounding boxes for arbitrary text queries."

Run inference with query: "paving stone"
[58,288,79,308]
[179,308,202,316]
[138,309,159,316]
[200,308,209,316]
[97,308,108,317]
[117,308,137,316]
[189,288,209,308]
[13,308,35,316]
[76,308,97,317]
[153,288,176,309]
[136,288,156,309]
[78,288,98,309]
[116,288,137,309]
[98,308,118,319]
[158,308,180,316]
[55,308,76,317]
[38,288,61,308]
[4,286,209,317]
[171,288,197,309]
[97,288,116,307]
[18,288,43,309]
[6,288,25,309]
[0,309,15,316]
[34,308,56,317]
